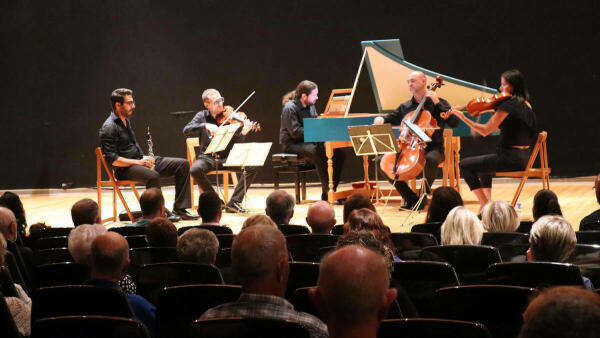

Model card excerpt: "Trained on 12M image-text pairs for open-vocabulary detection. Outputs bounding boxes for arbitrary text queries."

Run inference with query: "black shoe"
[225,202,248,214]
[334,198,346,205]
[400,199,426,211]
[165,209,181,223]
[173,209,200,221]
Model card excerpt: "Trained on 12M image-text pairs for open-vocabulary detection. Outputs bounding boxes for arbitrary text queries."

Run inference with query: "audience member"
[146,218,177,247]
[344,208,397,260]
[242,214,277,229]
[87,232,157,337]
[200,225,327,338]
[0,206,34,278]
[309,246,397,338]
[198,191,224,226]
[68,224,136,294]
[176,228,219,265]
[131,188,166,227]
[425,186,463,223]
[306,201,336,234]
[527,215,594,289]
[28,222,50,233]
[518,286,600,338]
[266,190,296,225]
[0,191,27,242]
[343,194,376,224]
[440,206,483,245]
[336,231,393,274]
[71,198,101,226]
[481,200,520,232]
[532,189,562,221]
[0,233,31,336]
[580,173,600,230]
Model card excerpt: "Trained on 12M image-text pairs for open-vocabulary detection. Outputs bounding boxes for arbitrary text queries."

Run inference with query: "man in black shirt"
[99,88,198,220]
[374,71,459,210]
[183,89,257,213]
[280,80,346,201]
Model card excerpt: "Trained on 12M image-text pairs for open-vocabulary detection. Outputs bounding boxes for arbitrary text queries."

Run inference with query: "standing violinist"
[444,69,536,210]
[183,88,257,213]
[374,71,459,210]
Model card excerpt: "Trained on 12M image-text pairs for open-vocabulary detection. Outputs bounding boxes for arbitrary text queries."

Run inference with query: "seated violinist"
[374,71,459,210]
[183,89,257,213]
[443,69,537,210]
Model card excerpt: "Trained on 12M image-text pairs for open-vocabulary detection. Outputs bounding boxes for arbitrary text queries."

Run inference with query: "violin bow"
[218,91,256,127]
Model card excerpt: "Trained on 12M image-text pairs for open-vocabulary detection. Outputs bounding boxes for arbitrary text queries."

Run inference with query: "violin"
[215,105,261,132]
[441,92,511,119]
[379,76,444,181]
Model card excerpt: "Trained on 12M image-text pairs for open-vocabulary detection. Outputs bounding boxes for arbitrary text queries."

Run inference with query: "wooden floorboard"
[10,176,598,234]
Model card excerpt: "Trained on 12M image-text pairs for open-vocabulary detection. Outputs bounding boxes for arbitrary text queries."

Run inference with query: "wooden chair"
[496,131,551,206]
[95,147,141,223]
[186,137,238,208]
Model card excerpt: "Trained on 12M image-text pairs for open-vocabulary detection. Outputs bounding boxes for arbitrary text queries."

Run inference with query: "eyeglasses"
[123,101,135,106]
[212,98,224,105]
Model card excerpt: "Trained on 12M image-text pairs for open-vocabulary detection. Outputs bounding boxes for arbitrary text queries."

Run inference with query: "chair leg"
[115,184,134,222]
[294,172,301,204]
[190,175,196,210]
[301,172,307,202]
[511,175,529,206]
[223,173,230,203]
[97,183,102,223]
[112,186,117,222]
[274,171,280,190]
[231,172,238,186]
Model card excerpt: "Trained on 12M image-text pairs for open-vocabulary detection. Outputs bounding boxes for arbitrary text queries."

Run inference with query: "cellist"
[443,69,536,211]
[374,71,459,210]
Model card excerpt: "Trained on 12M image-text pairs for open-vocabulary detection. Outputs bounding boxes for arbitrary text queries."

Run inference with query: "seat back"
[286,262,320,299]
[433,285,534,338]
[410,222,442,243]
[278,224,311,236]
[34,236,69,250]
[286,234,339,262]
[190,317,310,338]
[378,318,492,338]
[31,285,134,324]
[571,244,600,264]
[109,226,147,236]
[515,221,534,233]
[576,231,600,245]
[34,263,91,289]
[178,225,234,236]
[4,251,28,294]
[481,232,529,246]
[216,234,235,249]
[421,245,501,284]
[391,232,438,259]
[0,266,19,297]
[391,261,459,317]
[29,228,73,244]
[34,248,73,265]
[487,262,584,287]
[331,224,344,235]
[157,284,242,338]
[124,235,149,249]
[137,262,224,305]
[580,220,600,231]
[31,315,149,338]
[128,247,179,279]
[493,243,529,262]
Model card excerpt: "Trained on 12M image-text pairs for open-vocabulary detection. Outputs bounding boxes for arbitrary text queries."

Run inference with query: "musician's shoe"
[172,209,200,221]
[165,209,181,223]
[225,202,248,214]
[400,199,426,211]
[334,198,346,205]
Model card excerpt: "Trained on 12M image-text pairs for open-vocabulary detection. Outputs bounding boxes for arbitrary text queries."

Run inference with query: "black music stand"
[347,124,398,203]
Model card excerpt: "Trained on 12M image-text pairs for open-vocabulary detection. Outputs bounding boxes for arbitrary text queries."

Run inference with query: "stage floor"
[11,176,598,234]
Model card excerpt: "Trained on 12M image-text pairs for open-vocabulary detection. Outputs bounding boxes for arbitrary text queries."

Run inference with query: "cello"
[379,76,444,181]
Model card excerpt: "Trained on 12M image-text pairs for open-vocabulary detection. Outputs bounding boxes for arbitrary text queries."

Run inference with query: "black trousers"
[377,148,444,204]
[190,154,258,205]
[460,148,531,190]
[283,142,346,200]
[115,156,191,210]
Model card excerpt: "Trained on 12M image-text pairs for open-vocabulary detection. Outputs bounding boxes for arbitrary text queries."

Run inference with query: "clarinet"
[146,126,155,169]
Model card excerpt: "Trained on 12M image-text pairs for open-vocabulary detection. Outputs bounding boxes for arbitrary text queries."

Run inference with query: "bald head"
[407,71,427,96]
[90,232,130,280]
[232,225,288,293]
[71,198,100,226]
[266,190,295,224]
[306,201,336,234]
[0,207,17,241]
[139,188,165,218]
[313,245,396,325]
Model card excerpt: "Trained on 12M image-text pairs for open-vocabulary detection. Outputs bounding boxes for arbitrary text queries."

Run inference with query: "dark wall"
[1,0,598,189]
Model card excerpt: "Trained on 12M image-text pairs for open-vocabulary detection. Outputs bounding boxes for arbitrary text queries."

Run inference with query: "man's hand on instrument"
[373,117,384,125]
[424,91,440,104]
[440,109,464,120]
[241,120,253,135]
[205,123,219,136]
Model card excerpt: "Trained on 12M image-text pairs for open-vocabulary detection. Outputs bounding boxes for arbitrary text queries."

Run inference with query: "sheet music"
[225,142,272,167]
[204,124,240,154]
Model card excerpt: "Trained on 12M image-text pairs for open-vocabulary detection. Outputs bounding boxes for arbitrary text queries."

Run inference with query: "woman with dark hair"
[0,192,27,242]
[426,187,463,223]
[343,208,397,259]
[444,69,537,210]
[532,189,562,221]
[342,193,376,223]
